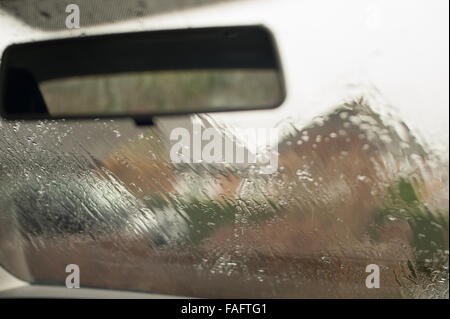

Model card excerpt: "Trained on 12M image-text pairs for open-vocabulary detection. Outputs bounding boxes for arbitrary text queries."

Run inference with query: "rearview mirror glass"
[40,68,282,116]
[0,26,285,122]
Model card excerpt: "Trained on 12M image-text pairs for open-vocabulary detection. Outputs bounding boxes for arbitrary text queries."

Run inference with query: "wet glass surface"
[0,0,448,298]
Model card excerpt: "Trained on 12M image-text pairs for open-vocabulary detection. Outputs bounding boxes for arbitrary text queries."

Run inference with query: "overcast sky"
[0,0,448,155]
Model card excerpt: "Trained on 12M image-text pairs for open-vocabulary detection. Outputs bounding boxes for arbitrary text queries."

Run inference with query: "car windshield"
[0,0,448,298]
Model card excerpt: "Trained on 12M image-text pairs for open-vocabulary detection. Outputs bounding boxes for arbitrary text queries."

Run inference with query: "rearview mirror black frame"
[0,25,286,124]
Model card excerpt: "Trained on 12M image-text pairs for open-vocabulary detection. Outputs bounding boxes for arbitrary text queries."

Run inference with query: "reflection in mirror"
[40,69,282,116]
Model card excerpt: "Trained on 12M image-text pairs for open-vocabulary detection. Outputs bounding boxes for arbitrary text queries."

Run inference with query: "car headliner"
[0,0,242,30]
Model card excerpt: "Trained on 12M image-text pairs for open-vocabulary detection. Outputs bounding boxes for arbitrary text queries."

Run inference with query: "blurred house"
[100,98,432,205]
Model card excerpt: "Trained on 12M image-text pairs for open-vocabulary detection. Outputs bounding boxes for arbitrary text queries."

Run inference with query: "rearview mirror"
[0,26,285,124]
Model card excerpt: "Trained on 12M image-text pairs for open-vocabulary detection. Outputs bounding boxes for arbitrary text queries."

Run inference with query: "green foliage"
[142,193,279,244]
[373,178,449,272]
